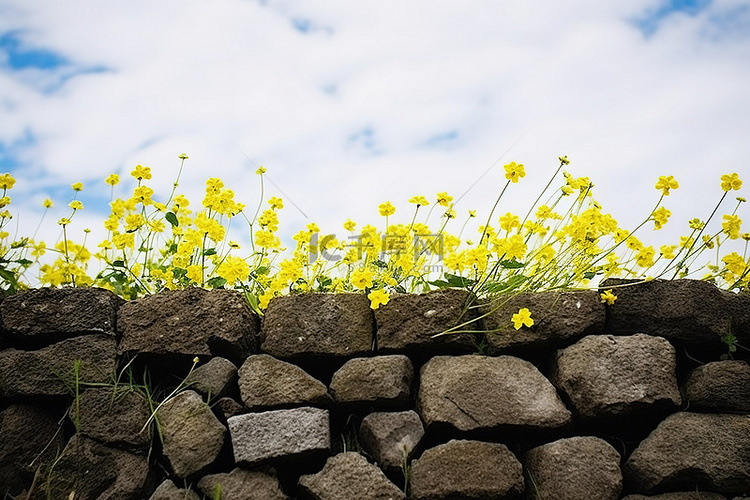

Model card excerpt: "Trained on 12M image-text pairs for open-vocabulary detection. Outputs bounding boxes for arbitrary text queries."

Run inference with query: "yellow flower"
[722,214,742,239]
[368,289,390,310]
[179,153,189,160]
[68,200,84,210]
[444,208,457,219]
[722,252,746,277]
[468,210,477,218]
[498,212,520,232]
[58,217,71,225]
[130,164,152,181]
[0,173,16,190]
[721,173,742,192]
[350,267,374,289]
[436,192,453,207]
[652,206,671,230]
[43,198,54,208]
[504,161,525,183]
[268,197,284,210]
[217,255,250,284]
[256,166,267,175]
[0,196,9,208]
[688,218,704,230]
[636,246,655,267]
[378,201,396,217]
[186,264,203,283]
[660,245,677,259]
[71,182,83,191]
[344,219,357,231]
[654,175,679,196]
[558,155,570,165]
[408,195,430,207]
[600,289,617,305]
[511,307,534,330]
[105,174,120,186]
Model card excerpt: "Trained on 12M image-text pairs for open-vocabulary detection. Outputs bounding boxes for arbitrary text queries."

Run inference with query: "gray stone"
[261,293,373,359]
[624,412,750,495]
[228,406,330,466]
[0,334,117,398]
[374,288,480,354]
[158,390,226,478]
[684,360,750,413]
[622,493,727,500]
[410,439,524,500]
[0,404,65,496]
[31,434,151,500]
[601,278,733,343]
[238,354,329,410]
[330,355,413,409]
[551,334,681,420]
[216,396,246,420]
[418,355,572,433]
[524,436,622,500]
[359,410,425,473]
[298,452,405,500]
[118,288,259,364]
[0,287,122,346]
[483,290,605,350]
[185,356,238,400]
[198,468,289,500]
[149,479,201,500]
[71,386,152,448]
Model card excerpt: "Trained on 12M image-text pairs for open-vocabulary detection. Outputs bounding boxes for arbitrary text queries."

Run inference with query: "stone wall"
[0,279,749,500]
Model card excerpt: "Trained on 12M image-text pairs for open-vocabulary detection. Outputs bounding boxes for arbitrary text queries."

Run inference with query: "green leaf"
[0,268,19,290]
[255,266,270,276]
[372,260,389,269]
[583,271,597,280]
[17,259,33,267]
[112,260,126,268]
[444,273,477,288]
[499,259,525,269]
[482,280,509,293]
[165,211,179,227]
[505,274,527,292]
[206,276,227,288]
[428,279,451,289]
[203,248,217,256]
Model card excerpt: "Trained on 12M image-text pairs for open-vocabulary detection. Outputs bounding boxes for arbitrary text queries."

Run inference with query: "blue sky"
[1,0,749,263]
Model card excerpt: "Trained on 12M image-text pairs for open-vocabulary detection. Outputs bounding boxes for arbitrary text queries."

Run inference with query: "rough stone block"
[149,479,201,500]
[197,468,289,500]
[298,452,405,500]
[418,355,571,433]
[684,360,750,413]
[228,406,330,466]
[118,288,259,364]
[483,290,605,350]
[72,386,152,448]
[238,354,330,410]
[551,334,681,420]
[185,356,238,400]
[261,293,373,360]
[330,355,413,409]
[410,440,524,500]
[359,410,424,473]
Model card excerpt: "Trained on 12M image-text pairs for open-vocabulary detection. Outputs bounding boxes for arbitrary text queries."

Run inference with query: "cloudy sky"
[1,0,749,257]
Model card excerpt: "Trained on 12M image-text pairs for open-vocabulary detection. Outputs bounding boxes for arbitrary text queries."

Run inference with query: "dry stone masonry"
[0,280,749,499]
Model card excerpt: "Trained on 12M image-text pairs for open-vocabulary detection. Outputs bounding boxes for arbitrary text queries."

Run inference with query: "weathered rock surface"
[410,440,524,500]
[298,452,406,500]
[551,334,681,420]
[157,390,226,478]
[601,279,734,342]
[418,355,572,433]
[524,436,622,500]
[71,386,152,448]
[228,406,330,466]
[149,479,201,500]
[0,287,123,346]
[238,354,329,410]
[484,290,605,351]
[622,493,728,500]
[374,288,480,354]
[185,356,238,400]
[624,412,750,495]
[261,293,373,359]
[0,404,65,496]
[0,334,117,398]
[118,288,259,364]
[215,396,246,420]
[31,434,151,500]
[197,468,289,500]
[359,410,425,473]
[684,360,750,413]
[330,355,413,409]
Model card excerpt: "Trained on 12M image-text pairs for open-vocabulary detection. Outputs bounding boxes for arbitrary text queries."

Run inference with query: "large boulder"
[298,452,405,500]
[483,290,605,351]
[359,410,425,474]
[197,468,289,500]
[0,287,123,347]
[157,390,226,478]
[524,436,622,500]
[624,412,750,495]
[409,440,524,500]
[0,334,117,399]
[71,386,152,449]
[118,288,259,365]
[418,355,572,434]
[238,354,329,410]
[261,293,373,360]
[227,407,330,466]
[329,355,413,409]
[184,356,238,401]
[374,289,480,354]
[551,334,681,420]
[684,360,750,413]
